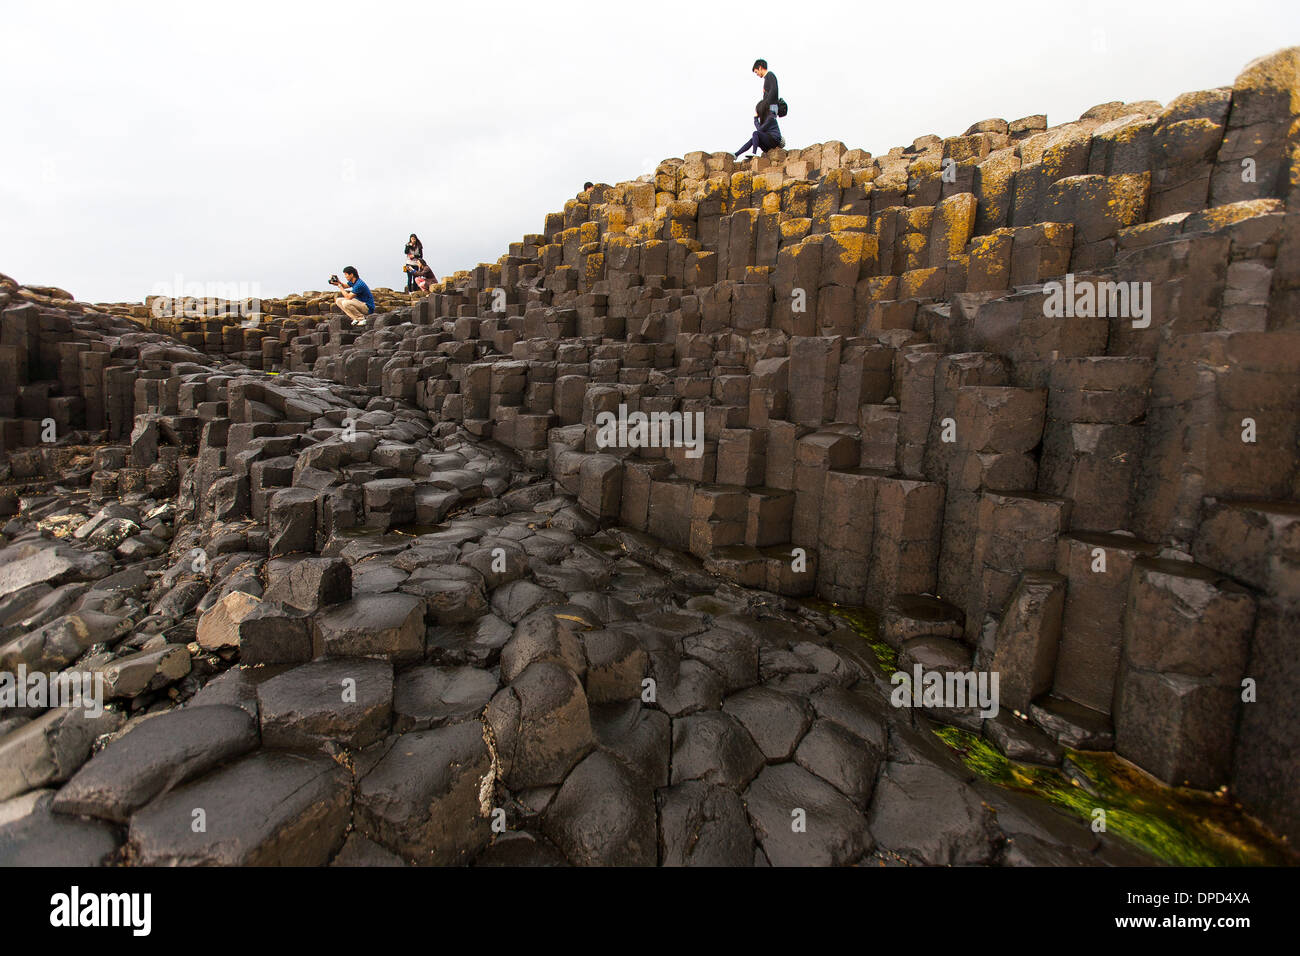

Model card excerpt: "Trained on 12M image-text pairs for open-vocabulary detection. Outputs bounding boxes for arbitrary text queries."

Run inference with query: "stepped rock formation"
[1,48,1298,866]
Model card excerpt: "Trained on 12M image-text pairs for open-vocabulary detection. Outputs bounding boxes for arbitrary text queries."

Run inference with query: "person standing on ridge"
[403,249,422,292]
[403,234,423,292]
[753,59,778,119]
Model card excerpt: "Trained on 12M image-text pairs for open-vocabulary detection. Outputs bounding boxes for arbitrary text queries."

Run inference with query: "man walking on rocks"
[753,59,779,119]
[330,266,374,325]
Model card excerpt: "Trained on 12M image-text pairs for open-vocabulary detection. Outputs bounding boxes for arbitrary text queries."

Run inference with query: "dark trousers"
[737,129,780,156]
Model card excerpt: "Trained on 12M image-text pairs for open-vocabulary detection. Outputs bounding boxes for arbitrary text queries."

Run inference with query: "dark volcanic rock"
[257,658,393,751]
[722,686,814,761]
[0,706,125,802]
[0,549,81,603]
[491,579,567,625]
[330,832,408,867]
[984,711,1064,765]
[0,791,121,866]
[354,721,493,865]
[658,781,756,866]
[809,687,891,753]
[427,613,513,667]
[580,628,648,703]
[52,705,258,822]
[264,557,352,613]
[793,718,883,808]
[499,605,591,682]
[1,609,127,672]
[188,667,260,718]
[682,627,759,692]
[399,566,487,624]
[670,710,765,789]
[589,701,671,788]
[312,592,425,663]
[867,762,998,865]
[744,762,873,866]
[655,659,726,717]
[392,665,498,732]
[485,660,593,790]
[543,750,656,866]
[237,600,314,665]
[474,829,570,867]
[127,750,351,866]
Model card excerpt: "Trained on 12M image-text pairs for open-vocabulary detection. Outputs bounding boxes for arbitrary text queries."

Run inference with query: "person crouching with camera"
[329,266,375,325]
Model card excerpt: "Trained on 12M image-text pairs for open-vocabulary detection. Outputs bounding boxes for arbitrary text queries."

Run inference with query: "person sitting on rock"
[736,101,782,159]
[330,267,374,324]
[412,257,437,292]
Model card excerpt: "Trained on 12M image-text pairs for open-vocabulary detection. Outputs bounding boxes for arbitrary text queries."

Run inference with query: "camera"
[329,274,339,285]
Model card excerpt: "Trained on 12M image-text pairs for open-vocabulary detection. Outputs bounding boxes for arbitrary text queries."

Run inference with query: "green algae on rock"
[934,725,1296,867]
[808,601,899,676]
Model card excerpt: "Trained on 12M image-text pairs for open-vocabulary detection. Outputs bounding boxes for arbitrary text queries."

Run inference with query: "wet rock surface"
[4,420,1176,866]
[51,704,258,822]
[127,750,351,866]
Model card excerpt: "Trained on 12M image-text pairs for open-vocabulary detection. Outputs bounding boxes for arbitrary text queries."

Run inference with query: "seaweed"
[934,725,1295,866]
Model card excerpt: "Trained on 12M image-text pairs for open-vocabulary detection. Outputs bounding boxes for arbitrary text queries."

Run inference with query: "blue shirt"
[348,277,375,314]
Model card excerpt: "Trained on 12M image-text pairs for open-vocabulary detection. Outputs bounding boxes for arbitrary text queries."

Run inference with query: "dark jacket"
[754,112,782,149]
[759,71,779,115]
[739,112,783,156]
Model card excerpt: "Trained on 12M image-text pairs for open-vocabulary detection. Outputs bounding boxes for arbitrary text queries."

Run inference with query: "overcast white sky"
[1,0,1294,303]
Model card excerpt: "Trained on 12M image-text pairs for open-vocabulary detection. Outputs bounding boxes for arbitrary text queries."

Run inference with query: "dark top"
[760,71,779,114]
[739,112,783,155]
[754,112,782,150]
[405,241,423,259]
[347,277,375,314]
